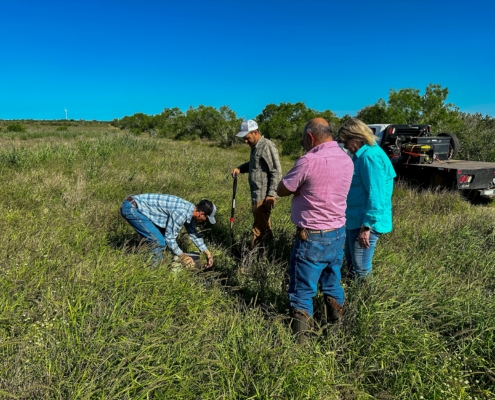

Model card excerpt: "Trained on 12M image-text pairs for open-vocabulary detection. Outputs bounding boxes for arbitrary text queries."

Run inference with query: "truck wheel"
[438,132,460,159]
[460,189,491,205]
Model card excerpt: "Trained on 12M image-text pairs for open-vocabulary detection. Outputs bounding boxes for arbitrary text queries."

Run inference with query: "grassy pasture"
[1,122,494,399]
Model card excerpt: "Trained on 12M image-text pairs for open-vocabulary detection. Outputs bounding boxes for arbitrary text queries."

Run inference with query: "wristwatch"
[361,224,370,231]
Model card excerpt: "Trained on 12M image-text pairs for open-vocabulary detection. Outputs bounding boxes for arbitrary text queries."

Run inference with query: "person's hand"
[357,228,370,249]
[179,253,195,267]
[232,168,240,177]
[203,249,214,269]
[263,196,276,210]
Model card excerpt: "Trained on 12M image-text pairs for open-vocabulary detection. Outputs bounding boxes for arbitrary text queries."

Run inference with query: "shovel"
[230,175,238,248]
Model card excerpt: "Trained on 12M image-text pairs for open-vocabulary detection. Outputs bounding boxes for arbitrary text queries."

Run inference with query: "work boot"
[290,308,314,345]
[251,229,274,250]
[324,295,344,325]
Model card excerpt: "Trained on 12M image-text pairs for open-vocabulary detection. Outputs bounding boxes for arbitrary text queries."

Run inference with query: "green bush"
[6,122,26,132]
[281,134,303,157]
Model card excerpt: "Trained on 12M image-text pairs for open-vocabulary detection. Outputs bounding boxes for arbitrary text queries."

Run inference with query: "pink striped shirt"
[282,141,353,230]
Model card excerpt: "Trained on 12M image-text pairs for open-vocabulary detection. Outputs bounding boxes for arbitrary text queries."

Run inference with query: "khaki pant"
[251,199,275,248]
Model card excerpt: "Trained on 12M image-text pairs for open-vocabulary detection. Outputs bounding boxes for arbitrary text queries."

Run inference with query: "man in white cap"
[231,119,282,248]
[121,194,216,267]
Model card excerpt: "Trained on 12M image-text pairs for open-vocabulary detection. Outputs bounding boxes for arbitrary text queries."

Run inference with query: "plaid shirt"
[281,141,353,230]
[131,194,207,256]
[238,136,282,204]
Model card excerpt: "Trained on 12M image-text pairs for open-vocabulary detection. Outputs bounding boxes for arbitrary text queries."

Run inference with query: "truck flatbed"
[368,124,495,198]
[402,160,495,170]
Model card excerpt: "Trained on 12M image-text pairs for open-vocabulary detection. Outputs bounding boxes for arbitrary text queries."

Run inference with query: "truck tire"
[460,189,492,205]
[438,132,460,159]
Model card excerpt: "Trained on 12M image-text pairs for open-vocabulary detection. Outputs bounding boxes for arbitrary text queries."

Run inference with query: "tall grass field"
[1,122,494,399]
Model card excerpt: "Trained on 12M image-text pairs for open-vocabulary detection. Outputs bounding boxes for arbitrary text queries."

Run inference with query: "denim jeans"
[288,226,346,317]
[120,199,166,263]
[344,227,381,279]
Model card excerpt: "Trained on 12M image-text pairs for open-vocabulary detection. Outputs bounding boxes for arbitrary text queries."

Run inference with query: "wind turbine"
[65,108,68,120]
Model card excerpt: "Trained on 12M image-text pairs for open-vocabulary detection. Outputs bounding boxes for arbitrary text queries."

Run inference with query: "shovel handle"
[230,176,238,246]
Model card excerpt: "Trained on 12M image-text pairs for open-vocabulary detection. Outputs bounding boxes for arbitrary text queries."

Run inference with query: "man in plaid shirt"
[120,194,216,267]
[231,119,282,248]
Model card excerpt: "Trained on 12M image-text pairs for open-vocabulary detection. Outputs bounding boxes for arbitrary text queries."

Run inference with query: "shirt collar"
[354,142,375,158]
[185,204,194,224]
[254,136,265,149]
[308,140,337,154]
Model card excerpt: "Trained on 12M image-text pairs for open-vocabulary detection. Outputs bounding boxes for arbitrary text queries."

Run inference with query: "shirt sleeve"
[359,153,387,227]
[263,144,282,198]
[238,162,249,174]
[184,221,207,252]
[281,156,309,193]
[164,211,186,256]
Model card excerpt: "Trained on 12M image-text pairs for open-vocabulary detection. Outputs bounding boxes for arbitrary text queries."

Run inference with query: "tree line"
[111,84,495,162]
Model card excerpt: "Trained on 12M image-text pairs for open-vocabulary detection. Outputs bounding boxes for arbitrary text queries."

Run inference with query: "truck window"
[368,127,384,144]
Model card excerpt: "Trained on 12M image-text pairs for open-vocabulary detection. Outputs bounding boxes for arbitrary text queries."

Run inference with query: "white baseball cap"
[236,119,258,137]
[207,204,217,224]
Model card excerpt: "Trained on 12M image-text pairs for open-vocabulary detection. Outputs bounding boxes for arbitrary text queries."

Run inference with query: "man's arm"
[184,221,208,253]
[232,162,249,177]
[277,156,308,198]
[238,162,250,174]
[184,221,213,268]
[277,180,293,197]
[265,144,282,198]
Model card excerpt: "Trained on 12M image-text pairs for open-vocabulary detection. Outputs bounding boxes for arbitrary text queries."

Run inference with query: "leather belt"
[126,196,138,208]
[306,228,336,234]
[295,226,336,241]
[297,226,336,234]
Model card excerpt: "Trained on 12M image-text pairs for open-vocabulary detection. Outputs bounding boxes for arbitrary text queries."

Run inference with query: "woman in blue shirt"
[338,118,396,279]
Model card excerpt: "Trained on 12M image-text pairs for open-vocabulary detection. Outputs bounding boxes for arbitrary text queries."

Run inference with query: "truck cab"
[367,124,388,145]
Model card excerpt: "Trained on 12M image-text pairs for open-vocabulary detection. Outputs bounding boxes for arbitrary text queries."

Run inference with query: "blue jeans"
[120,199,166,263]
[344,228,381,279]
[288,227,346,317]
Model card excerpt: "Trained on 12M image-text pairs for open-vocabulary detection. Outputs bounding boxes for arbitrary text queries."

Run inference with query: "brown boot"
[290,308,314,345]
[251,230,273,250]
[324,295,344,325]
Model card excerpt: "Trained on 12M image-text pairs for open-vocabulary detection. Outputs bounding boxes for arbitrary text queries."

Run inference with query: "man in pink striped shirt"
[277,118,353,343]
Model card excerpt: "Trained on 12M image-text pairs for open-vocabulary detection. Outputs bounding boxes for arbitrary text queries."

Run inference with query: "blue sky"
[1,0,494,121]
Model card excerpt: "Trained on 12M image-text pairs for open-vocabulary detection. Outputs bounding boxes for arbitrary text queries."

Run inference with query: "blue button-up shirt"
[346,143,396,233]
[131,194,207,255]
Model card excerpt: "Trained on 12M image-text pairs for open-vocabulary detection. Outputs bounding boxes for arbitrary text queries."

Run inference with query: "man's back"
[132,194,193,228]
[282,141,353,230]
[246,136,282,204]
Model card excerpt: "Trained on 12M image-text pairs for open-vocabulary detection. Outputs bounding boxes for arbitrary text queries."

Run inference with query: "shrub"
[281,134,303,157]
[6,123,26,132]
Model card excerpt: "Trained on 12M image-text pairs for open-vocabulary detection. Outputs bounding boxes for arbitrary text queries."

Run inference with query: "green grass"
[1,124,494,399]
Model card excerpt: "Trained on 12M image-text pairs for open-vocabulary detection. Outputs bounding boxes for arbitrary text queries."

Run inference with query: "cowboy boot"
[324,295,344,325]
[290,308,314,345]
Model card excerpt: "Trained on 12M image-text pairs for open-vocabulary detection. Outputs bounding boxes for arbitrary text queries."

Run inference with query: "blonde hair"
[338,118,378,146]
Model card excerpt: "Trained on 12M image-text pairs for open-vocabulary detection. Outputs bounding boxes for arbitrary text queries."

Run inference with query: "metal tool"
[230,175,238,248]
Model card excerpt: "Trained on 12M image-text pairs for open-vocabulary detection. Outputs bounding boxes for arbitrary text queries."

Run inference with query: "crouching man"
[120,193,216,268]
[277,118,353,343]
